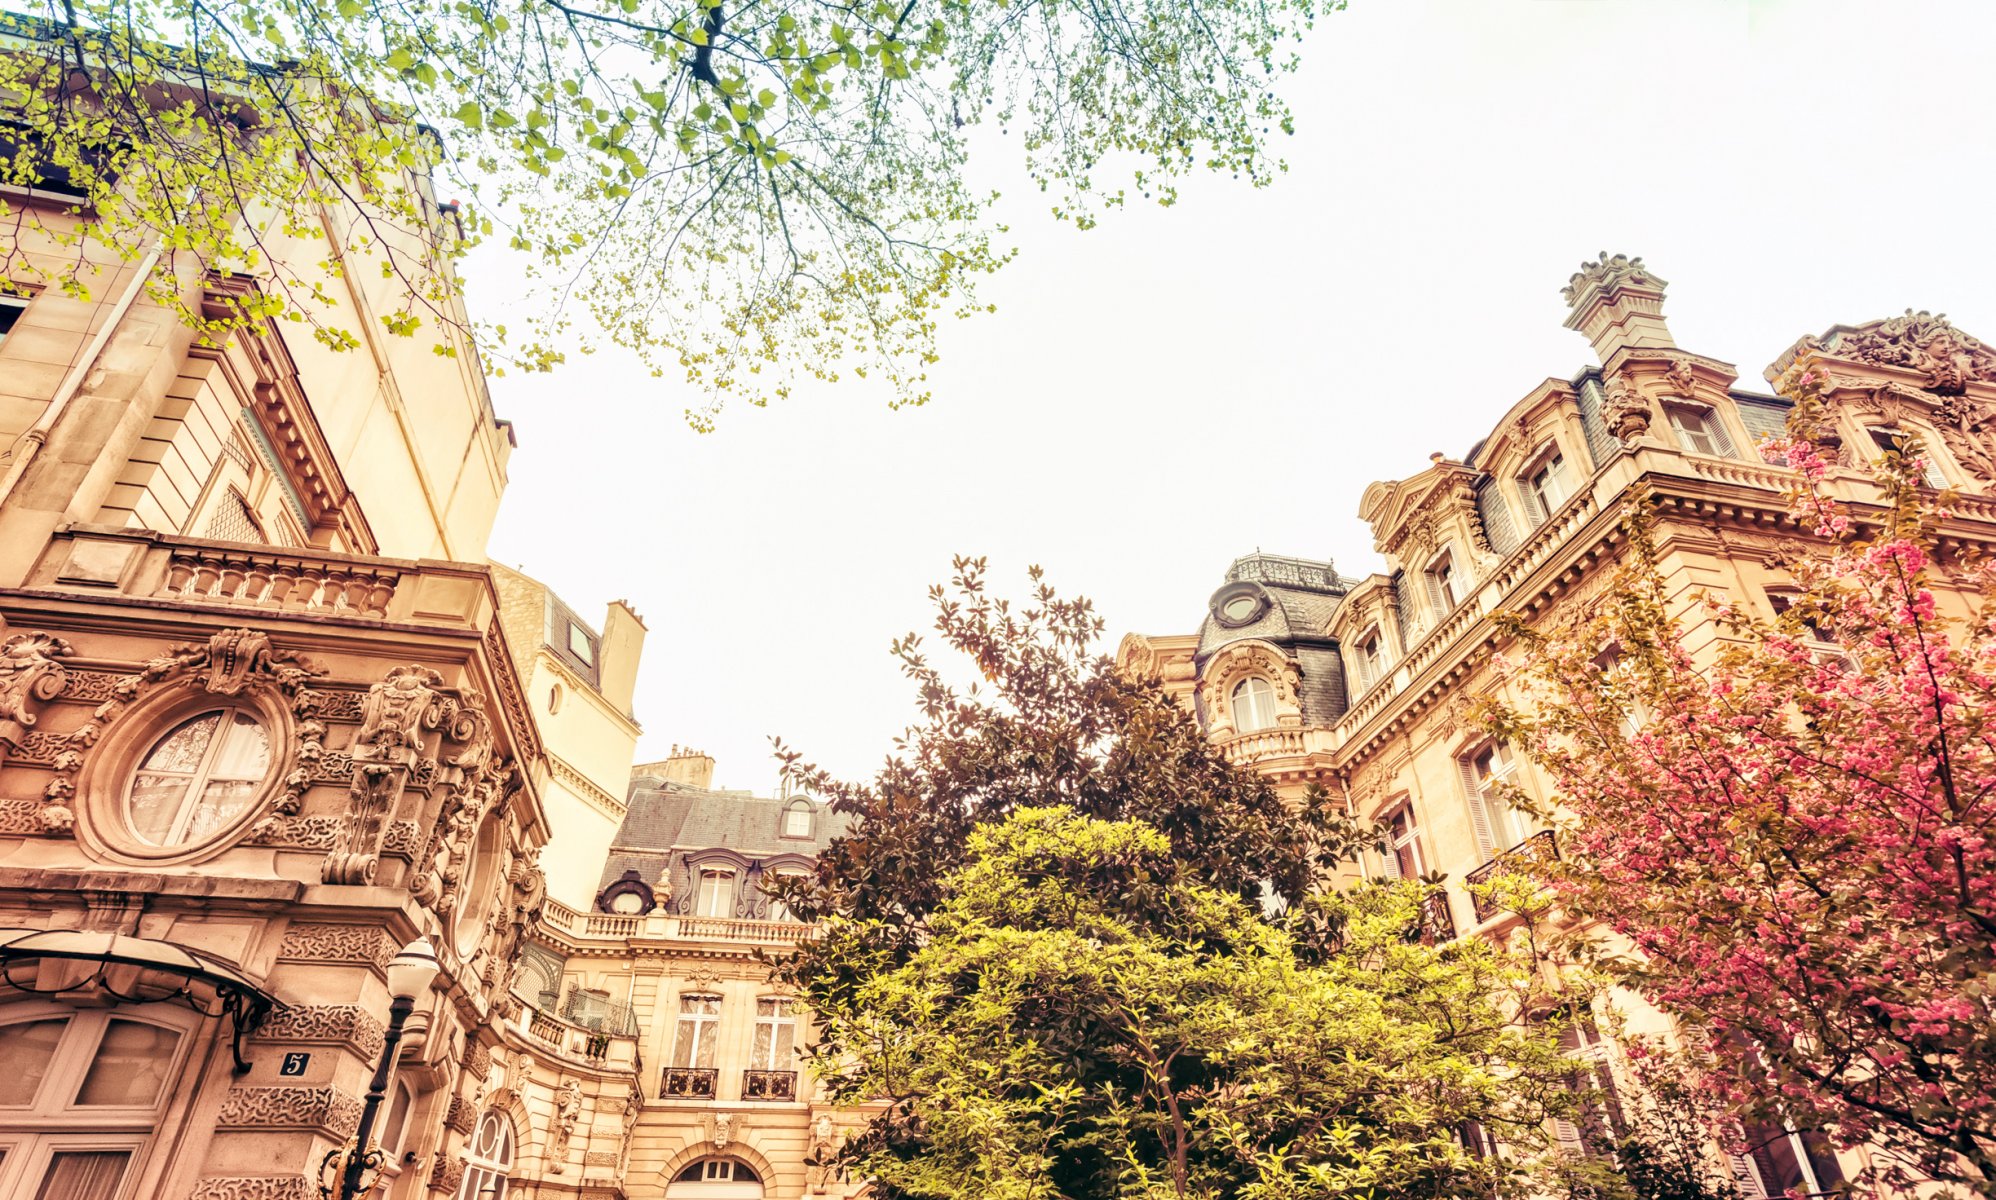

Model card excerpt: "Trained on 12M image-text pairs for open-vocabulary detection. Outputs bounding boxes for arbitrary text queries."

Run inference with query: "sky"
[476,0,1996,792]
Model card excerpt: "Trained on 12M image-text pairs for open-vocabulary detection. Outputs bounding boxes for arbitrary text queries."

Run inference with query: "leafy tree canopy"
[772,561,1626,1200]
[1486,374,1996,1196]
[0,0,1332,427]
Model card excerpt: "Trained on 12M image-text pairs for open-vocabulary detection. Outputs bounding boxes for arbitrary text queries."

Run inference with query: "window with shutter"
[1865,425,1950,487]
[1522,444,1570,520]
[1666,403,1736,458]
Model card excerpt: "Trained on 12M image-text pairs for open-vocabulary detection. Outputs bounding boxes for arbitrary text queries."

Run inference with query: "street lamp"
[320,937,440,1200]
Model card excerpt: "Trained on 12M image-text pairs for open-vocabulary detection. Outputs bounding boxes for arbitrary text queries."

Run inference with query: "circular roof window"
[1211,585,1269,629]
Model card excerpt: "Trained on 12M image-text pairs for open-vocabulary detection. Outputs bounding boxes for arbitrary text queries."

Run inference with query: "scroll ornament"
[323,665,443,886]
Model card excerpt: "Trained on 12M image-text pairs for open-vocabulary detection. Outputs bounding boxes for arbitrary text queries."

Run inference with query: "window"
[1666,403,1736,458]
[0,1009,189,1200]
[766,869,807,923]
[1524,445,1570,518]
[1591,643,1648,738]
[1425,551,1460,615]
[456,1110,515,1200]
[1354,629,1385,691]
[669,1158,764,1197]
[1379,802,1424,880]
[695,869,736,918]
[1767,591,1837,648]
[0,295,24,344]
[201,490,266,544]
[1230,677,1277,732]
[1551,1012,1624,1157]
[453,817,504,959]
[782,801,812,839]
[671,994,723,1068]
[609,890,646,915]
[1865,425,1949,487]
[381,1080,417,1162]
[126,706,273,847]
[567,622,595,664]
[1460,742,1530,860]
[751,998,797,1070]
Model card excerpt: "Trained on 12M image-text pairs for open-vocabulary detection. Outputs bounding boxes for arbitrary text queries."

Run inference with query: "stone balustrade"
[538,897,814,946]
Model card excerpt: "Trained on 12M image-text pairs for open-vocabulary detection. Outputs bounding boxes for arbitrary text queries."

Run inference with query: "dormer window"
[1425,550,1460,616]
[1666,402,1735,458]
[782,799,813,838]
[1230,677,1277,733]
[567,621,595,664]
[694,869,735,918]
[1355,628,1385,690]
[1864,425,1949,488]
[1524,445,1570,519]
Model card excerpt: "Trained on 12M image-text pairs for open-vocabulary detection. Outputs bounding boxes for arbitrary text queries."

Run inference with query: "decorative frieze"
[255,1004,388,1061]
[216,1085,363,1138]
[0,628,72,758]
[276,922,399,971]
[445,1092,476,1134]
[189,1178,313,1200]
[429,1155,464,1193]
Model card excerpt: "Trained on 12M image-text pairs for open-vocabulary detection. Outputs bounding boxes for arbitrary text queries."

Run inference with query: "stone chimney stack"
[1562,252,1675,362]
[634,745,716,790]
[596,599,647,718]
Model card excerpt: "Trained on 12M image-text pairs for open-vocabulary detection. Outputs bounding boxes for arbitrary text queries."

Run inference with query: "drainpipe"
[0,247,163,512]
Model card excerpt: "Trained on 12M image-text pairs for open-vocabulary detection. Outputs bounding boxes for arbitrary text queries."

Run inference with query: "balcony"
[24,526,500,631]
[517,1004,640,1072]
[1215,726,1308,766]
[1463,830,1560,923]
[742,1069,798,1101]
[537,898,814,945]
[660,1067,718,1100]
[1414,887,1457,945]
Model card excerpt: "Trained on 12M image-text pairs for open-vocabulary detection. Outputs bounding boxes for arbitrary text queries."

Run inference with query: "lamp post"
[322,937,440,1200]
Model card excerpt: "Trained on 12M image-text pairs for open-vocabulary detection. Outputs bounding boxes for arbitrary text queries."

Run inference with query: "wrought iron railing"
[1463,829,1559,923]
[1414,886,1457,945]
[659,1067,718,1099]
[742,1069,798,1101]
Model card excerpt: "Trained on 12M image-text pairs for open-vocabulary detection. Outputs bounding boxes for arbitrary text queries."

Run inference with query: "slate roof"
[1193,554,1354,728]
[591,777,852,910]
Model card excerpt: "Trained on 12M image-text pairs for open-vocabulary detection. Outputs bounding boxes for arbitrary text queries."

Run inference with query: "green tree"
[0,0,1333,427]
[772,561,1627,1199]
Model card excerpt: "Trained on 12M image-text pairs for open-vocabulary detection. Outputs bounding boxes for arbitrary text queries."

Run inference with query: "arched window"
[457,1110,515,1200]
[1230,678,1277,732]
[694,869,736,918]
[781,799,813,839]
[0,1007,191,1198]
[126,706,273,846]
[668,1158,765,1197]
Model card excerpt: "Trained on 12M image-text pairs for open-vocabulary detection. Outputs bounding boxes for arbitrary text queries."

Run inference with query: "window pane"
[140,713,221,773]
[208,711,272,779]
[77,1019,182,1106]
[0,1017,68,1106]
[34,1151,131,1200]
[383,1083,415,1154]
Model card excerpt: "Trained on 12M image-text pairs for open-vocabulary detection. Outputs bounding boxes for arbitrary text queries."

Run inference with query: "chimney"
[596,599,647,718]
[1561,252,1675,362]
[634,745,715,791]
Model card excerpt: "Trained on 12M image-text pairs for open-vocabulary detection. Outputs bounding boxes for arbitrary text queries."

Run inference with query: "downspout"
[0,247,162,511]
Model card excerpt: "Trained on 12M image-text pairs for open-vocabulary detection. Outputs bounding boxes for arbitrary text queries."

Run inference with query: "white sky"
[477,0,1996,791]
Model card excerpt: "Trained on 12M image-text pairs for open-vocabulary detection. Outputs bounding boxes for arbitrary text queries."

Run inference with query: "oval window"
[454,817,505,959]
[126,708,273,847]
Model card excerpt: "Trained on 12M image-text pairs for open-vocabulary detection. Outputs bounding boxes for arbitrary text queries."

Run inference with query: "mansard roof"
[593,778,850,896]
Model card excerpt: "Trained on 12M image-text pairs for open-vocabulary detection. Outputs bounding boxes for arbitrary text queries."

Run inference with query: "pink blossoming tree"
[1485,373,1996,1196]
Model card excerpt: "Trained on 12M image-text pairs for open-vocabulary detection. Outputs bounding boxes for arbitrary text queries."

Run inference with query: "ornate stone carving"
[709,1110,738,1148]
[1815,310,1996,395]
[247,815,343,849]
[551,1078,584,1172]
[463,1040,492,1081]
[1561,252,1660,306]
[0,798,42,833]
[444,1092,476,1134]
[584,1151,619,1167]
[255,1004,388,1061]
[189,1179,313,1200]
[323,762,403,885]
[1194,640,1305,739]
[0,628,71,758]
[356,665,443,753]
[277,922,400,970]
[1117,634,1159,682]
[1603,375,1654,448]
[807,1115,843,1190]
[60,669,120,703]
[216,1086,363,1138]
[322,665,447,884]
[1928,393,1996,480]
[301,688,367,723]
[429,1155,464,1193]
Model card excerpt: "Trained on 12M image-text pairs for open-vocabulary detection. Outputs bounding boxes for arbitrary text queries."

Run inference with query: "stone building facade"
[0,113,647,1200]
[495,750,869,1200]
[1121,255,1996,1196]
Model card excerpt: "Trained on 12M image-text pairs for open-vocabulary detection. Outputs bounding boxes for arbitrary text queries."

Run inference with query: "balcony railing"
[1414,886,1457,945]
[742,1069,798,1101]
[27,527,499,630]
[517,1003,639,1072]
[1463,830,1559,923]
[1215,726,1308,765]
[660,1067,718,1100]
[536,898,815,945]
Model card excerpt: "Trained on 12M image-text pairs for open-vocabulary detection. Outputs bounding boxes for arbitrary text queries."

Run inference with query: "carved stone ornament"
[1665,356,1699,397]
[322,665,447,885]
[550,1078,584,1172]
[1195,640,1305,739]
[1561,252,1662,307]
[1603,375,1654,449]
[0,626,72,756]
[709,1110,738,1149]
[189,1178,313,1200]
[1933,393,1996,479]
[215,1085,363,1139]
[1812,310,1996,395]
[1118,634,1159,682]
[35,628,319,837]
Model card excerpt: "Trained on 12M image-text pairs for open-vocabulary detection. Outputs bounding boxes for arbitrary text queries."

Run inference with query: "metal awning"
[0,927,276,1072]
